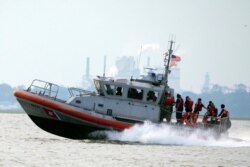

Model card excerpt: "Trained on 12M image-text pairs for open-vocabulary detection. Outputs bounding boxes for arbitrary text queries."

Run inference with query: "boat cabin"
[67,77,169,123]
[94,77,164,104]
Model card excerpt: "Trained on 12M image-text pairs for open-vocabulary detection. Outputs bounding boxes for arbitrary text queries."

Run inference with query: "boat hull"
[14,90,132,139]
[14,90,230,140]
[28,114,105,139]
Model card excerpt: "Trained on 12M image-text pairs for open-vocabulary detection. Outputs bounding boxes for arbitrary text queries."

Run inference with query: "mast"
[163,40,174,90]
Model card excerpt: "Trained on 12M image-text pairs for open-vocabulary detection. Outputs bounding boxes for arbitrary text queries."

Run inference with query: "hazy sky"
[0,0,249,93]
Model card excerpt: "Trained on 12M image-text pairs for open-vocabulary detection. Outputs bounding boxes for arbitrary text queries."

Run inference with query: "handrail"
[27,79,96,100]
[172,111,230,128]
[27,79,59,100]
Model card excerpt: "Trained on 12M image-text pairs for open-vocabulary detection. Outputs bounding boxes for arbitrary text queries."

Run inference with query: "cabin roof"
[94,77,164,91]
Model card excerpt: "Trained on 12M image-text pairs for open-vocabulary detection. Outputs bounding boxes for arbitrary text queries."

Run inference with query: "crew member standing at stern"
[162,91,175,122]
[175,94,184,124]
[218,104,229,118]
[218,104,231,130]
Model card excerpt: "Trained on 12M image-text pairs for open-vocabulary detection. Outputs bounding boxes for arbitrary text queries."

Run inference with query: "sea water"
[0,113,250,167]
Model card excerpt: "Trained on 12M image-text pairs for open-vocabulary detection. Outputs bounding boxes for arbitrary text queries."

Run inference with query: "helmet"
[221,104,225,108]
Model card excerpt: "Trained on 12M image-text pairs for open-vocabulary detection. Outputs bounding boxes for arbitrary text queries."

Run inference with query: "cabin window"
[115,87,123,96]
[104,84,115,95]
[76,100,81,104]
[127,88,144,100]
[146,91,158,102]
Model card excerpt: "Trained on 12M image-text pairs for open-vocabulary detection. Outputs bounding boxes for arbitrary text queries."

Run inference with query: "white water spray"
[105,121,250,147]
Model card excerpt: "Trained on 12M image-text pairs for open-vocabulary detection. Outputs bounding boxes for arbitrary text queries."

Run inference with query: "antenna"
[137,45,142,69]
[163,39,175,89]
[103,55,106,77]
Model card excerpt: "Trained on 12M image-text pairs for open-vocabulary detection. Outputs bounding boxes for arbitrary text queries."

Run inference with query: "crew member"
[175,94,184,124]
[147,91,157,102]
[193,98,206,116]
[218,104,231,130]
[218,104,229,118]
[161,91,175,122]
[207,101,216,116]
[202,101,216,124]
[184,96,193,113]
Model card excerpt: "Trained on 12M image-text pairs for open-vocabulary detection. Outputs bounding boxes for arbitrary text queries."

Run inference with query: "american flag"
[170,55,181,67]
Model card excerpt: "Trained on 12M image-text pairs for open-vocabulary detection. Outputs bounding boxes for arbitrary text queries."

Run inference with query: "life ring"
[182,112,198,126]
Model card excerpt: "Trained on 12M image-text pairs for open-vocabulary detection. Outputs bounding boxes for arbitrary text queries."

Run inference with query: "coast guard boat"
[14,40,231,139]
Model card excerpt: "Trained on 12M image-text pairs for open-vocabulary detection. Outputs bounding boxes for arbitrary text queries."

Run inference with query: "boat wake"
[100,122,250,147]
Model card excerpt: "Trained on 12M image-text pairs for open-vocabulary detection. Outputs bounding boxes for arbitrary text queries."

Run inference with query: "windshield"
[94,80,104,95]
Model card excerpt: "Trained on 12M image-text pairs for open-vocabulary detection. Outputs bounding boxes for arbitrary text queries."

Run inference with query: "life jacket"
[221,109,229,118]
[185,99,193,112]
[207,104,215,115]
[185,100,193,108]
[194,102,203,112]
[164,95,174,106]
[176,98,184,111]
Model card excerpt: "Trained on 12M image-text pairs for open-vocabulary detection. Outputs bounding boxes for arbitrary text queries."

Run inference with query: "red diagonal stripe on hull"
[14,90,132,130]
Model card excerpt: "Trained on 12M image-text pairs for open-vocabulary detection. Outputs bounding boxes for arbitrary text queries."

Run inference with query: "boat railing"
[201,115,230,133]
[196,114,229,125]
[27,79,59,100]
[171,111,230,132]
[217,116,231,132]
[27,79,96,102]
